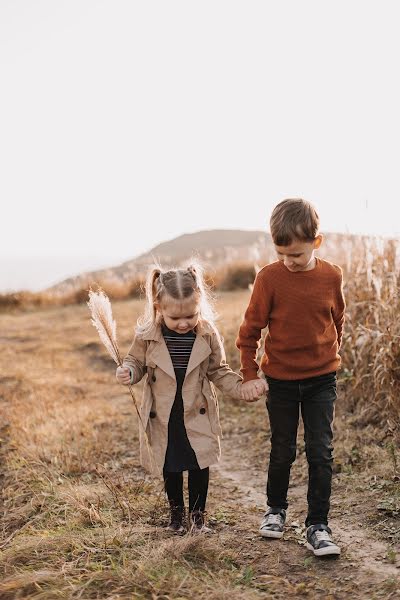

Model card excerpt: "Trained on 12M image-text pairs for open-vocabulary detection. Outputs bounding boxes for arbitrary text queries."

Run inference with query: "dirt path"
[215,436,400,583]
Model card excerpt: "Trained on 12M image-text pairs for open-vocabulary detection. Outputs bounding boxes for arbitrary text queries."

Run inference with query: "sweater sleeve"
[235,270,271,382]
[332,266,346,349]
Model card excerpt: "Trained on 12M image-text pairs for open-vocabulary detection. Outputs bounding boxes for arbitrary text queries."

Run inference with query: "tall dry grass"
[339,237,400,429]
[0,276,145,311]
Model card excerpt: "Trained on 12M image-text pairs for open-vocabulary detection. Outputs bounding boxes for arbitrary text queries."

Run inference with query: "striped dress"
[162,323,200,472]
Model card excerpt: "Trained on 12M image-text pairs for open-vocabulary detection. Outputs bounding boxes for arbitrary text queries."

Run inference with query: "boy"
[236,198,345,557]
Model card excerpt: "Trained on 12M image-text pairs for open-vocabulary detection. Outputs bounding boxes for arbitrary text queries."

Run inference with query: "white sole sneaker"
[306,542,341,556]
[259,528,284,539]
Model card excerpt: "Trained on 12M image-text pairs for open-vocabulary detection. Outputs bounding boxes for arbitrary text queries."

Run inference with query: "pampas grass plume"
[87,289,122,365]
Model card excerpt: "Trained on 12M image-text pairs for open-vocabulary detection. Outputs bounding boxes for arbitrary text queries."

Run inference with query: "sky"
[1,1,400,292]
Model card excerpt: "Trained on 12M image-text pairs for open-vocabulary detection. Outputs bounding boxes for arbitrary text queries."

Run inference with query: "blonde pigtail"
[186,261,217,325]
[136,266,164,335]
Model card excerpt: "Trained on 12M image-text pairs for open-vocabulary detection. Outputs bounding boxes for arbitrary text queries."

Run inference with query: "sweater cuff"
[128,367,134,385]
[242,368,260,383]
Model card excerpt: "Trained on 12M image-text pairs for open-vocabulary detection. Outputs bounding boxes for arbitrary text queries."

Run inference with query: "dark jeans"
[265,372,337,527]
[163,467,209,512]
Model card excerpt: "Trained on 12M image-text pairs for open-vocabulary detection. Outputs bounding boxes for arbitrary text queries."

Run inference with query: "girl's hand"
[241,378,268,402]
[116,366,131,385]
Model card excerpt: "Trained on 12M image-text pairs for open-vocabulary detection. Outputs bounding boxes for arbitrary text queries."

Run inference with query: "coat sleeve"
[206,330,243,399]
[122,334,147,384]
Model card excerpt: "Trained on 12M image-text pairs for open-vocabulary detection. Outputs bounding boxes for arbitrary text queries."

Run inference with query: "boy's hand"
[241,378,268,402]
[116,366,131,385]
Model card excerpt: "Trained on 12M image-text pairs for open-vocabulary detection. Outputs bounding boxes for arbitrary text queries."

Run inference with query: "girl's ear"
[314,234,323,249]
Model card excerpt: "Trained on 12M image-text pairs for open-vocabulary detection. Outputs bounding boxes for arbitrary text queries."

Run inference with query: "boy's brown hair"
[270,198,320,246]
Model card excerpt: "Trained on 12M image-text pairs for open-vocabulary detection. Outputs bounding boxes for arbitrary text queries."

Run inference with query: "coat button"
[149,411,156,418]
[152,375,156,383]
[200,407,206,415]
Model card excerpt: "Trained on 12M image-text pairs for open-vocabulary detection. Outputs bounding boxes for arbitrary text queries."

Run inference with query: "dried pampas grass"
[87,289,121,366]
[87,288,155,471]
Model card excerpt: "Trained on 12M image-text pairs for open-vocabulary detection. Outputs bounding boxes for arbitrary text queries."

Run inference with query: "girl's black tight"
[163,467,209,512]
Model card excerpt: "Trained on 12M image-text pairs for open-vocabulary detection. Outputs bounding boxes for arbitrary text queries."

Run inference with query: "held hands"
[116,366,131,385]
[240,378,268,402]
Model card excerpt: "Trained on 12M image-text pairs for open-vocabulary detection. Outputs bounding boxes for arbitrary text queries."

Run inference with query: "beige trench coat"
[123,320,242,476]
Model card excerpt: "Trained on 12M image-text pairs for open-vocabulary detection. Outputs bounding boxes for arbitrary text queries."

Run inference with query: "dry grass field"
[1,239,400,599]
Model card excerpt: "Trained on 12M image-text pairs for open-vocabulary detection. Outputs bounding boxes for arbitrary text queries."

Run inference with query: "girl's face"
[157,294,201,334]
[275,235,322,272]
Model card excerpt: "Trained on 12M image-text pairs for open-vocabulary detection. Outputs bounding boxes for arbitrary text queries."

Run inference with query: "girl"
[116,263,253,533]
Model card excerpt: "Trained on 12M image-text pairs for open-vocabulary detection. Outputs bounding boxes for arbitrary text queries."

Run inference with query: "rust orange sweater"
[236,258,345,382]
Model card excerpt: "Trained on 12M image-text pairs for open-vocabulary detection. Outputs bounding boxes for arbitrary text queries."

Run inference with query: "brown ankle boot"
[189,510,212,534]
[167,505,185,533]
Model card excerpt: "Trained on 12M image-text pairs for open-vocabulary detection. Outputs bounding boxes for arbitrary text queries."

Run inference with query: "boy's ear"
[314,234,323,249]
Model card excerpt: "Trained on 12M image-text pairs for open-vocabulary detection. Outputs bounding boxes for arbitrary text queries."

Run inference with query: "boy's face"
[274,236,322,272]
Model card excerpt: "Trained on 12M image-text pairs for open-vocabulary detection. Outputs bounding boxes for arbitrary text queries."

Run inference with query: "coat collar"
[141,319,215,341]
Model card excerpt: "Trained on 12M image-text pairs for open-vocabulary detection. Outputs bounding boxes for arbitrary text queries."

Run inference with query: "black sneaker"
[306,524,341,556]
[259,508,286,539]
[167,505,185,534]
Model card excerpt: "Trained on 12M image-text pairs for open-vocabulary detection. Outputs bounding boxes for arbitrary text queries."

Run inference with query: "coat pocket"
[140,382,155,431]
[201,379,222,437]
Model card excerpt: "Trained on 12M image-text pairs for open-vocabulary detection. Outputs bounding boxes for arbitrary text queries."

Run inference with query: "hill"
[46,229,271,294]
[45,227,371,295]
